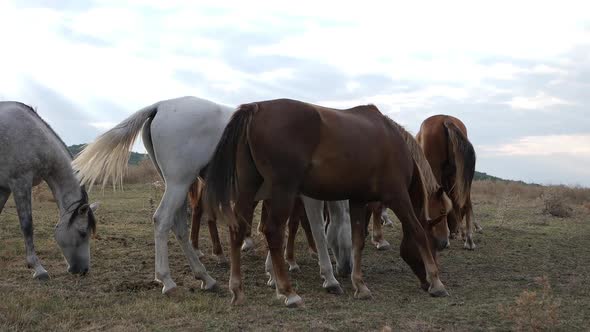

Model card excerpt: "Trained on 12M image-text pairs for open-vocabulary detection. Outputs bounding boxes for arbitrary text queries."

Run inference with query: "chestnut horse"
[205,99,451,307]
[417,115,477,249]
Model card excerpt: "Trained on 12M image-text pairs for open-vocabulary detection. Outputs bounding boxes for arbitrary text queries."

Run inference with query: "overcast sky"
[1,0,589,186]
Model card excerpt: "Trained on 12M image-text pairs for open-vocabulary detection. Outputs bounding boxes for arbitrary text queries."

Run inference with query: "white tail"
[72,103,159,190]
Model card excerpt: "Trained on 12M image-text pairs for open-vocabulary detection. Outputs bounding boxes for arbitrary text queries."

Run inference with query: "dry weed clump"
[499,276,560,332]
[542,189,574,218]
[124,159,159,185]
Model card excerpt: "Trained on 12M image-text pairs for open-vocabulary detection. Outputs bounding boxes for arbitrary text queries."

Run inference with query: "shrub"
[499,276,560,331]
[543,190,573,218]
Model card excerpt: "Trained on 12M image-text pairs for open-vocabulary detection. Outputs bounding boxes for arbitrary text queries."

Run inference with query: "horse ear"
[78,203,90,215]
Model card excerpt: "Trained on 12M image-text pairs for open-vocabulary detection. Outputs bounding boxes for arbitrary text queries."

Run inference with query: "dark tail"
[204,103,257,215]
[443,121,476,206]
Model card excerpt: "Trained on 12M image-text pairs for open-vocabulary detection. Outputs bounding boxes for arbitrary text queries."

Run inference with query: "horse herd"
[0,96,477,308]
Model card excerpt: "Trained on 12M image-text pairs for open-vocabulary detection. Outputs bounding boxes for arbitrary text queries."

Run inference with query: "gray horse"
[0,102,98,279]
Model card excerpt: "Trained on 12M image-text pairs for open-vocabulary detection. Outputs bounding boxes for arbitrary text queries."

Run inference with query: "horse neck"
[44,155,82,215]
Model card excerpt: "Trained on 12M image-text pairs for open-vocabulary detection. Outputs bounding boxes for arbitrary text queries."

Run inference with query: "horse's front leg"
[10,182,48,280]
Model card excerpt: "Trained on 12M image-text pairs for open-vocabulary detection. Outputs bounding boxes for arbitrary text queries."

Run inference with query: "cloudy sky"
[1,0,589,185]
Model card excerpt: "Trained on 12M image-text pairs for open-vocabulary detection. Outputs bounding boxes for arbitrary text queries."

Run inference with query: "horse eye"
[78,230,88,238]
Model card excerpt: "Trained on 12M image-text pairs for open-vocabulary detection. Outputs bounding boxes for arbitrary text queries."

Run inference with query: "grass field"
[1,182,589,331]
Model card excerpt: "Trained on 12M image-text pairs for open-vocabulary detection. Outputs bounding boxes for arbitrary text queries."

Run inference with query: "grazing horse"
[416,115,477,249]
[73,96,351,295]
[0,102,98,279]
[204,99,452,307]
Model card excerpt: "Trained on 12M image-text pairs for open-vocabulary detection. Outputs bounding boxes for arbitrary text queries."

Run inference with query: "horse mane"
[384,116,440,195]
[443,120,476,206]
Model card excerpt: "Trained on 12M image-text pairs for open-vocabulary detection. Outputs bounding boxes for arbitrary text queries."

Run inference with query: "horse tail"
[443,120,476,206]
[72,103,160,190]
[204,103,257,216]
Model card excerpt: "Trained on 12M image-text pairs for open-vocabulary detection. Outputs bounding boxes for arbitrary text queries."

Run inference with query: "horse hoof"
[267,277,276,288]
[429,285,449,297]
[464,240,476,250]
[376,240,391,251]
[200,277,218,291]
[285,294,304,308]
[420,282,430,292]
[241,238,254,252]
[34,271,49,281]
[163,285,179,297]
[231,291,246,306]
[161,280,178,295]
[325,283,344,295]
[354,287,372,300]
[288,263,300,272]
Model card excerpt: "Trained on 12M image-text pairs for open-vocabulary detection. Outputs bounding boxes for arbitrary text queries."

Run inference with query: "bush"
[499,276,560,331]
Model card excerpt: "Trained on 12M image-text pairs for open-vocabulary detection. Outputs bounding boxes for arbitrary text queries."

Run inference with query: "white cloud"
[507,92,573,110]
[479,134,590,157]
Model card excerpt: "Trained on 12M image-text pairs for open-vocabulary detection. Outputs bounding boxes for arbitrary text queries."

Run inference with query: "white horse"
[72,96,351,294]
[0,102,98,279]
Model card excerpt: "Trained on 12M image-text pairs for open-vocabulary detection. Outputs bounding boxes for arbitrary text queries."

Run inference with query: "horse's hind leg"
[240,202,256,252]
[463,198,476,250]
[171,191,217,291]
[188,182,205,258]
[298,207,318,258]
[326,200,351,278]
[370,203,390,250]
[154,184,214,294]
[301,196,343,295]
[207,214,224,263]
[9,179,48,280]
[285,198,301,272]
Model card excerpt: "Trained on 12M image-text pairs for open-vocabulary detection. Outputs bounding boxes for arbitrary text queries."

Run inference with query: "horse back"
[248,99,413,201]
[0,102,70,181]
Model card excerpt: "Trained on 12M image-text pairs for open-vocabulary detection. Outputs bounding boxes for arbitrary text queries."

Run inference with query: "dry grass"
[2,181,590,331]
[124,159,160,185]
[499,276,560,331]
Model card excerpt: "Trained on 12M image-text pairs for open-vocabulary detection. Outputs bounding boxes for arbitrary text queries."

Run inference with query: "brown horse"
[366,202,392,250]
[204,99,451,307]
[416,115,477,249]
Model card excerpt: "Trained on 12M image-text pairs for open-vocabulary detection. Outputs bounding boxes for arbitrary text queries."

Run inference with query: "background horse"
[416,115,478,249]
[0,102,98,279]
[204,99,451,307]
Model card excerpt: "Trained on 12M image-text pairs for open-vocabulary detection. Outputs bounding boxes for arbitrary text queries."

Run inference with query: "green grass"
[1,184,589,331]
